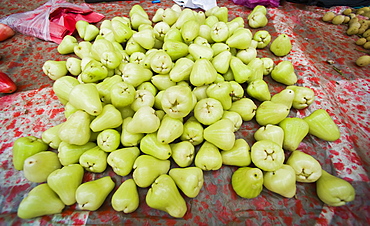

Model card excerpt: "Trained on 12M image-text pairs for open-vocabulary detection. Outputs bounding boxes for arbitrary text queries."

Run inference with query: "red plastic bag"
[0,0,104,44]
[232,0,280,8]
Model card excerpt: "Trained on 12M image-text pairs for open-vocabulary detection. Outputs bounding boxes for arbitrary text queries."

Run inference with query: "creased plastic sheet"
[0,0,369,225]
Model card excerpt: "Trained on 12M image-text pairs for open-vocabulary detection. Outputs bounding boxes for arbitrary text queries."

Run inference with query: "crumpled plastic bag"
[232,0,280,8]
[173,0,218,11]
[0,0,105,44]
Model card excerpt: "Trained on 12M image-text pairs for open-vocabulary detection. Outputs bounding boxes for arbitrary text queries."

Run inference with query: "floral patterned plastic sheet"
[0,0,369,225]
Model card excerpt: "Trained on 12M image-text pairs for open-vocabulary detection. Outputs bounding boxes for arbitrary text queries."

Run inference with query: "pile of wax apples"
[12,4,355,219]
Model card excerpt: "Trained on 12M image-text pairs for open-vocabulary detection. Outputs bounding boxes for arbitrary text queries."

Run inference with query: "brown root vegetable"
[356,55,370,66]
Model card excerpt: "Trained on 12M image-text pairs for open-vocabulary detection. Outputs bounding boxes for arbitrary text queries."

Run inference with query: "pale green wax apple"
[122,62,153,87]
[52,76,79,102]
[140,132,172,160]
[254,124,285,147]
[110,81,136,108]
[112,16,130,27]
[42,123,63,149]
[190,58,218,87]
[162,8,180,26]
[180,116,204,146]
[84,24,100,42]
[68,83,102,116]
[222,110,243,132]
[204,118,235,151]
[236,47,257,65]
[212,6,228,22]
[169,167,204,198]
[42,60,68,80]
[247,58,264,82]
[193,36,211,47]
[230,56,253,84]
[79,146,108,173]
[12,136,49,171]
[130,89,155,111]
[253,30,271,49]
[47,164,84,205]
[137,81,158,97]
[212,43,230,56]
[133,154,171,188]
[271,60,297,85]
[126,106,161,134]
[79,59,109,83]
[57,35,78,55]
[181,19,200,43]
[112,19,133,43]
[23,151,61,183]
[164,27,184,43]
[261,58,274,75]
[316,170,356,206]
[192,85,208,102]
[146,174,187,218]
[97,129,121,152]
[130,13,152,32]
[212,50,232,74]
[226,28,252,49]
[170,141,195,167]
[17,183,65,219]
[206,81,233,110]
[229,98,257,121]
[125,36,146,55]
[229,81,245,101]
[120,117,144,147]
[195,141,222,171]
[129,51,146,66]
[286,150,322,183]
[163,40,189,61]
[270,34,292,57]
[66,57,82,76]
[75,176,115,211]
[75,20,89,39]
[157,114,184,144]
[58,110,91,146]
[57,141,96,166]
[226,21,241,36]
[150,50,173,75]
[211,21,229,43]
[248,11,268,28]
[228,16,245,28]
[205,15,218,28]
[279,117,309,151]
[161,85,195,119]
[111,179,139,213]
[74,41,92,59]
[129,4,149,19]
[188,43,214,61]
[193,98,224,126]
[96,75,123,104]
[90,104,122,132]
[132,28,156,50]
[255,101,290,126]
[271,88,295,109]
[303,109,341,142]
[151,74,176,91]
[153,21,171,42]
[173,8,196,29]
[286,85,315,109]
[169,57,194,82]
[231,167,264,199]
[251,140,285,171]
[107,147,140,176]
[246,79,271,102]
[263,164,297,198]
[154,90,165,110]
[221,138,251,167]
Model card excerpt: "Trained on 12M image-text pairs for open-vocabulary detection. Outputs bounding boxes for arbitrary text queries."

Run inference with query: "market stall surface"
[0,0,369,225]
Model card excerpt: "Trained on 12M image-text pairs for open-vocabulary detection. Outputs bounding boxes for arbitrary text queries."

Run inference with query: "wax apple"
[57,141,96,166]
[247,58,264,82]
[52,76,79,103]
[112,19,133,43]
[287,85,315,109]
[279,117,309,151]
[270,34,292,57]
[226,28,252,49]
[157,114,184,144]
[251,140,285,171]
[254,124,285,147]
[206,82,233,110]
[303,109,341,142]
[140,133,172,160]
[221,138,251,167]
[163,40,189,61]
[204,119,235,151]
[222,111,243,132]
[66,57,82,76]
[271,88,295,109]
[23,151,61,183]
[181,19,200,42]
[253,30,271,48]
[246,79,271,102]
[132,154,171,188]
[146,174,187,218]
[229,98,257,121]
[41,123,63,149]
[271,61,297,85]
[248,11,268,28]
[107,147,140,176]
[12,136,49,171]
[126,106,161,134]
[58,110,91,146]
[120,117,144,147]
[231,167,264,199]
[286,150,322,183]
[190,58,218,86]
[169,58,194,82]
[90,104,123,132]
[42,60,68,80]
[111,179,139,213]
[97,129,121,152]
[79,146,108,173]
[236,47,257,65]
[161,85,195,119]
[170,141,195,167]
[79,59,109,83]
[151,74,176,91]
[180,116,204,146]
[193,98,224,126]
[261,58,274,75]
[68,83,102,116]
[255,101,290,126]
[263,164,297,198]
[195,141,222,171]
[47,164,84,205]
[17,183,65,219]
[316,170,356,206]
[57,35,78,55]
[169,167,204,198]
[212,50,232,74]
[75,176,115,211]
[230,56,253,84]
